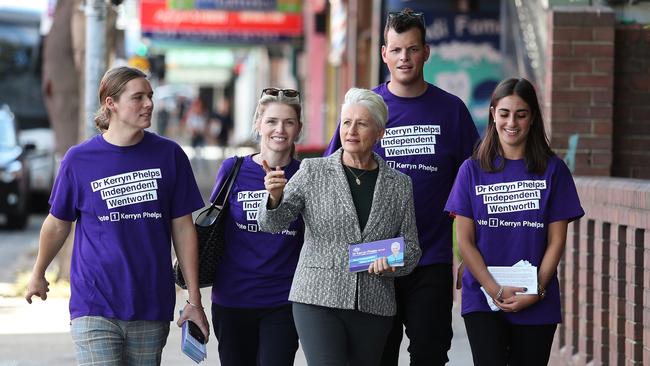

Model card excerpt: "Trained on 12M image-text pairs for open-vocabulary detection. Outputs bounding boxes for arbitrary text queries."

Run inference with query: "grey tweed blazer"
[257,148,421,316]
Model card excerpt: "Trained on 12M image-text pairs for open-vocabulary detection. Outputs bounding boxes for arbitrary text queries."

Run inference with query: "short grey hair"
[341,88,388,130]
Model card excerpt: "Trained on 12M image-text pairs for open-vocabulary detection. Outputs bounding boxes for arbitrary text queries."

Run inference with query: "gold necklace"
[344,165,370,185]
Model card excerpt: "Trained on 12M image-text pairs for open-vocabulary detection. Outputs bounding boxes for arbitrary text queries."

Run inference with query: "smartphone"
[187,321,206,344]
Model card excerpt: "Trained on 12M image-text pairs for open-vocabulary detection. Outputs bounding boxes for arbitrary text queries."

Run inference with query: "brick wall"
[550,177,649,365]
[612,24,650,179]
[527,4,650,365]
[545,6,615,176]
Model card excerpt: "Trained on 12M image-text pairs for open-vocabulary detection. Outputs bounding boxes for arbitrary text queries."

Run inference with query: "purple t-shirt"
[444,155,584,324]
[325,82,479,265]
[210,155,303,308]
[50,131,204,321]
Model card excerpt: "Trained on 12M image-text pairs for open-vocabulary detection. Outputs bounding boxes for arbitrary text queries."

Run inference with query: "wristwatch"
[537,284,546,301]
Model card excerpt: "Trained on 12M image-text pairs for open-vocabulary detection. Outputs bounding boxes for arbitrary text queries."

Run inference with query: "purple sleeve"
[444,159,474,219]
[170,146,205,218]
[209,156,237,202]
[48,155,78,222]
[323,123,342,156]
[546,158,585,223]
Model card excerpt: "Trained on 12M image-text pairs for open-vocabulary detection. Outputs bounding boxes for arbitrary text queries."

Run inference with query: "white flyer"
[480,260,538,311]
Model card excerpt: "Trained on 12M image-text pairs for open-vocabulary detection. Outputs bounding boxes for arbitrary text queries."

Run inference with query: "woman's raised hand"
[262,160,287,208]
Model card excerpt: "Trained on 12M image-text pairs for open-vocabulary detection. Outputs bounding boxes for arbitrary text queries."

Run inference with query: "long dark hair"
[474,78,554,175]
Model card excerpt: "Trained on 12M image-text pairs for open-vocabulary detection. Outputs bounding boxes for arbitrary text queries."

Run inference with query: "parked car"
[0,105,32,229]
[19,127,55,202]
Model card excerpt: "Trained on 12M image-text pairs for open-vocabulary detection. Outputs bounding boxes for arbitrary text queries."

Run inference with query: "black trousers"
[211,303,298,366]
[380,263,454,366]
[292,302,393,366]
[463,312,557,366]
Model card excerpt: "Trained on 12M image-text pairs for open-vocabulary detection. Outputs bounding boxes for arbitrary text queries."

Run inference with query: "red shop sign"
[140,0,302,36]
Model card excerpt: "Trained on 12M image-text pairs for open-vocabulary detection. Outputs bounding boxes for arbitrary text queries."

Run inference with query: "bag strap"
[210,156,244,208]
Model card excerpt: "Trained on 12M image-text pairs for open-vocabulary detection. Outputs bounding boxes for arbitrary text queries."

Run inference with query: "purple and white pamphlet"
[349,237,405,272]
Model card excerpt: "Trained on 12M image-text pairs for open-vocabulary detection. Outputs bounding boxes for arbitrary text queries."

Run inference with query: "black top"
[343,165,379,231]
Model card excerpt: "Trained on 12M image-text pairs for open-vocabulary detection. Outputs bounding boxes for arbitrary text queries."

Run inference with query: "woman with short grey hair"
[341,87,389,130]
[257,87,421,366]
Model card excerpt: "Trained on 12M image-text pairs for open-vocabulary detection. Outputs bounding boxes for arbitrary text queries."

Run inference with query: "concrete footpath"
[0,147,472,365]
[0,289,471,365]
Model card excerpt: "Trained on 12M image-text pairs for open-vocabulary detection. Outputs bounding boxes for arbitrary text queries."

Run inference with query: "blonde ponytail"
[94,105,111,132]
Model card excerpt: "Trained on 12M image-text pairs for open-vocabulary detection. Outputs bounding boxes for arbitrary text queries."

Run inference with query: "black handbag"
[174,156,244,289]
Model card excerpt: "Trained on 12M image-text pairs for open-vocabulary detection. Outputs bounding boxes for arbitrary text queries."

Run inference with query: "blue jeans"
[70,316,170,366]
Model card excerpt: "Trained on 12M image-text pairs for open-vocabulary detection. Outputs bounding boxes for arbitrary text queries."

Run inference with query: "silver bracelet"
[186,300,203,309]
[495,286,504,302]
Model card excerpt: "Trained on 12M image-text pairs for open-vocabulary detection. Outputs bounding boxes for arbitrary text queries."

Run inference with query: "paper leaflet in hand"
[349,237,405,272]
[180,312,207,363]
[480,260,538,311]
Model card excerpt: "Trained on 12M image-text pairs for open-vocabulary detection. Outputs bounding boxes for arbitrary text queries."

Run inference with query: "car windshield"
[0,112,17,148]
[0,23,38,75]
[0,10,48,129]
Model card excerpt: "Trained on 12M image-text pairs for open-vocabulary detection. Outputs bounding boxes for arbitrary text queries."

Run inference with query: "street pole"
[84,0,107,139]
[347,0,357,89]
[370,0,382,87]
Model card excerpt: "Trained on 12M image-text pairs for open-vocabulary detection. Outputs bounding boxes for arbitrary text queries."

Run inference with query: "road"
[0,215,43,284]
[0,146,472,365]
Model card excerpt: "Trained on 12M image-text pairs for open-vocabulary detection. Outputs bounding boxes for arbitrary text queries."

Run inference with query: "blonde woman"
[208,88,304,366]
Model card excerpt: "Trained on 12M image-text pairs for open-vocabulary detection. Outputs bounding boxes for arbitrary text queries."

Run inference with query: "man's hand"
[25,275,50,304]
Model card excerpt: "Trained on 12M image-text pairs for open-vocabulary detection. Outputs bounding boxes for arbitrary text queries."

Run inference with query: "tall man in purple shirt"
[325,9,479,365]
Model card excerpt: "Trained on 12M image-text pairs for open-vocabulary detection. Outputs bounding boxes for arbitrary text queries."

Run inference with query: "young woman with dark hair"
[475,78,554,175]
[445,78,584,365]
